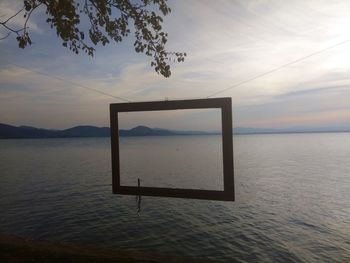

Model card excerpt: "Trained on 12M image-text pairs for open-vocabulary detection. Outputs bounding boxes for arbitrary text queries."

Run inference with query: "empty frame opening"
[118,109,223,191]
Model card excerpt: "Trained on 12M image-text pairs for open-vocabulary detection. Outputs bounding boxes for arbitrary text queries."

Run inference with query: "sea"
[0,133,349,262]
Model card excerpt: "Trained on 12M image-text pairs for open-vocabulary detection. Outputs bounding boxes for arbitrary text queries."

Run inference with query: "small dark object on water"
[136,178,141,215]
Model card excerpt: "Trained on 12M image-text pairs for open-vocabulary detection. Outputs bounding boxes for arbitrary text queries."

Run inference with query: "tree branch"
[0,0,186,78]
[0,32,11,40]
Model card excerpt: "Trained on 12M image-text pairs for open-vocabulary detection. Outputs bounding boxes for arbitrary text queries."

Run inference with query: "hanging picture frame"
[110,97,234,201]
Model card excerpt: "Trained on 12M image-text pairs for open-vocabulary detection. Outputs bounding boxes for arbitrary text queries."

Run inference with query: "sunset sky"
[0,0,350,131]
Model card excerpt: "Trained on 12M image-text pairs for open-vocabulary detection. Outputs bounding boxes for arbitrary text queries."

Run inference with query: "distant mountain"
[61,126,110,137]
[155,128,218,136]
[0,123,215,139]
[0,123,110,139]
[0,123,58,138]
[119,126,216,136]
[119,125,176,136]
[1,123,349,139]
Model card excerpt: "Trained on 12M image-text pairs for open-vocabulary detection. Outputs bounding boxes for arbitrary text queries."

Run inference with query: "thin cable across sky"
[206,37,350,98]
[4,61,132,102]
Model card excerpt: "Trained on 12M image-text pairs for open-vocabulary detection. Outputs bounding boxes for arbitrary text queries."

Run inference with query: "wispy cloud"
[1,0,350,129]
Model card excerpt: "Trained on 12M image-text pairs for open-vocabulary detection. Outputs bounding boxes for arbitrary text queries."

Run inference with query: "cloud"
[276,85,350,99]
[235,80,350,128]
[1,0,350,129]
[239,109,350,129]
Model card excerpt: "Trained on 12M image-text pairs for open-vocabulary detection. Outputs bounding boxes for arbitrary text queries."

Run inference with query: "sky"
[0,0,350,131]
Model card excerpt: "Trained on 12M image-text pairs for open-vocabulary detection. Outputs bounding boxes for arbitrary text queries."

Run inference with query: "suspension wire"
[3,37,350,103]
[206,37,350,98]
[4,61,132,102]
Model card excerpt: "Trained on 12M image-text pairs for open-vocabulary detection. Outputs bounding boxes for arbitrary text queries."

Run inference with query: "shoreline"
[0,235,219,263]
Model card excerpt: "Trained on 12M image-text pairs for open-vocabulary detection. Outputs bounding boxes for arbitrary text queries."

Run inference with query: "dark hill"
[0,123,110,139]
[0,123,213,139]
[119,125,175,136]
[0,123,58,138]
[61,126,110,137]
[2,123,348,139]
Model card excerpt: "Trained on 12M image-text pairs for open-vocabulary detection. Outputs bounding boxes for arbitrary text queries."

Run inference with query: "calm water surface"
[1,133,350,262]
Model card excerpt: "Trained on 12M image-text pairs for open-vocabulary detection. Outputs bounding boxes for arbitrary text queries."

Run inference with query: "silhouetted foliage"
[0,0,186,77]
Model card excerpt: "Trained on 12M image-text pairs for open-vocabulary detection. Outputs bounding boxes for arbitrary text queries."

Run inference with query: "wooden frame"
[110,97,234,201]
